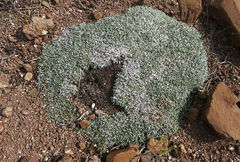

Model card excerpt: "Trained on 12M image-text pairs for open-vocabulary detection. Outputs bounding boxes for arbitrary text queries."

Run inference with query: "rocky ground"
[0,0,240,161]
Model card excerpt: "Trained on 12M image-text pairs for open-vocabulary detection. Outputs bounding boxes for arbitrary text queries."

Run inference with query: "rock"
[34,38,41,45]
[22,110,30,115]
[172,144,187,158]
[95,110,106,116]
[55,0,66,4]
[186,107,199,121]
[78,107,84,115]
[58,156,74,162]
[178,0,202,23]
[93,12,103,20]
[23,64,33,72]
[8,36,17,42]
[42,1,51,8]
[24,72,33,81]
[0,125,4,133]
[147,137,168,153]
[80,120,91,128]
[0,72,10,89]
[179,144,187,154]
[1,107,13,117]
[205,82,240,140]
[227,145,234,151]
[19,156,38,162]
[209,0,240,47]
[89,155,101,162]
[79,141,86,150]
[65,149,74,155]
[237,146,240,155]
[29,88,39,98]
[23,16,54,40]
[106,146,140,162]
[89,114,96,120]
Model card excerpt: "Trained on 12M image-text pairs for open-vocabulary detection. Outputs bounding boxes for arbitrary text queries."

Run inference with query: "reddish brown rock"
[93,12,103,20]
[205,82,240,140]
[147,137,168,153]
[79,120,91,128]
[209,0,240,47]
[0,125,4,133]
[23,17,54,40]
[106,145,140,162]
[178,0,202,23]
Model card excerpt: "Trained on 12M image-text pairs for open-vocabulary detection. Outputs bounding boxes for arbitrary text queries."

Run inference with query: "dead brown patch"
[72,63,123,115]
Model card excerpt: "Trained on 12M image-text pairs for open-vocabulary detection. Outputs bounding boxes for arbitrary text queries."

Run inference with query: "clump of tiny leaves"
[38,6,208,151]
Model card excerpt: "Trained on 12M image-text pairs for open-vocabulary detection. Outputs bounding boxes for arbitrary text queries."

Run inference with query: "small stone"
[179,144,187,154]
[91,103,96,109]
[0,135,3,140]
[34,38,41,45]
[65,149,74,155]
[89,155,101,162]
[42,1,51,8]
[78,108,84,115]
[147,137,168,153]
[205,82,240,140]
[8,36,17,42]
[0,125,4,133]
[186,107,199,121]
[79,142,86,150]
[106,146,140,162]
[89,114,96,120]
[22,110,30,115]
[95,110,106,116]
[23,64,33,72]
[1,107,13,117]
[58,156,74,162]
[24,72,33,81]
[93,12,103,20]
[29,88,39,98]
[172,144,187,158]
[80,120,91,128]
[227,146,234,151]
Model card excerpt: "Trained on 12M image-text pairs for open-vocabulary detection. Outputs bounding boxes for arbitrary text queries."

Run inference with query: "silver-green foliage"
[38,6,208,150]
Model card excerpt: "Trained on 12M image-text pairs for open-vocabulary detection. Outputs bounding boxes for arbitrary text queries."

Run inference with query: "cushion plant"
[37,6,208,151]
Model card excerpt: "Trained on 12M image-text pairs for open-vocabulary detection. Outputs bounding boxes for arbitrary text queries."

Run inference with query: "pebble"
[1,107,13,117]
[89,114,96,120]
[8,36,17,42]
[227,145,234,151]
[34,38,41,45]
[79,142,86,150]
[93,12,103,20]
[65,149,74,155]
[29,88,39,98]
[91,103,95,109]
[179,144,187,154]
[79,120,91,128]
[23,64,33,72]
[78,108,84,115]
[237,146,240,155]
[0,135,3,140]
[24,72,33,81]
[0,125,4,133]
[95,110,105,116]
[22,110,30,115]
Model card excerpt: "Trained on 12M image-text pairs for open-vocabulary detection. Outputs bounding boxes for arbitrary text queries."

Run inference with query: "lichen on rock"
[37,6,208,151]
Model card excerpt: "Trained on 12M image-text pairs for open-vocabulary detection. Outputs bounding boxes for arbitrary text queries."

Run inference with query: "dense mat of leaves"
[38,6,208,150]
